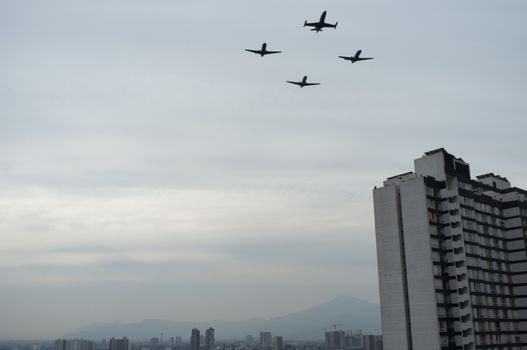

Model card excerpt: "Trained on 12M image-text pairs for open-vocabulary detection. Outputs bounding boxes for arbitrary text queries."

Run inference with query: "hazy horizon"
[1,0,527,340]
[1,294,379,341]
[75,294,378,325]
[61,294,380,341]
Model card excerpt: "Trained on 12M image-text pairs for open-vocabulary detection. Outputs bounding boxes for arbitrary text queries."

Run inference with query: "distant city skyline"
[0,329,381,350]
[1,0,527,340]
[55,295,380,341]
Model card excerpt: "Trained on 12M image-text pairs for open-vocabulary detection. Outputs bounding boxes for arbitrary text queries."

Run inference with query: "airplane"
[304,11,338,33]
[339,50,373,63]
[245,42,282,57]
[286,76,320,88]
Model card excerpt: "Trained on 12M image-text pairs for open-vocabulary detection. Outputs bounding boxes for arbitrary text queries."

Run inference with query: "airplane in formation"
[245,43,282,57]
[338,50,373,63]
[304,11,338,33]
[286,76,320,88]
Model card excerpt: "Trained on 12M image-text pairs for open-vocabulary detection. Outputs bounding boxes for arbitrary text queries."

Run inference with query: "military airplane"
[286,76,320,88]
[245,43,282,57]
[304,11,338,33]
[339,50,373,63]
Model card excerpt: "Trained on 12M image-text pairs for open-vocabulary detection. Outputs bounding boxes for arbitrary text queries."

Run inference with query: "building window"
[436,293,444,303]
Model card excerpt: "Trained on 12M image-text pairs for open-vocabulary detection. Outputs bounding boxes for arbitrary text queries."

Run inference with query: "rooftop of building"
[386,171,413,180]
[424,147,448,156]
[423,147,467,163]
[476,172,509,182]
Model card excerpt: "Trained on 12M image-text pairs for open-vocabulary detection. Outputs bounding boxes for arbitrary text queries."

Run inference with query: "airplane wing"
[338,56,351,60]
[357,57,374,61]
[245,49,260,54]
[304,22,319,27]
[265,50,282,54]
[323,22,338,28]
[286,81,302,86]
[304,82,320,86]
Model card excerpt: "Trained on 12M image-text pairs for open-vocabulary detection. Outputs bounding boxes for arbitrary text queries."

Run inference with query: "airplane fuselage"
[258,43,268,56]
[304,10,338,33]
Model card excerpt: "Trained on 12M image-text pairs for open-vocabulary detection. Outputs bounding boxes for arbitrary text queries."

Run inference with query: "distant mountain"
[63,295,380,341]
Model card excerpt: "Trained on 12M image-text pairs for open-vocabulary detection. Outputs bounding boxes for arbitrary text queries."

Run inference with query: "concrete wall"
[373,185,411,350]
[400,178,441,350]
[414,152,446,181]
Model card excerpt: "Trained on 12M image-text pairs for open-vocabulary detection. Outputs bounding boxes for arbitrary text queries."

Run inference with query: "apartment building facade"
[373,148,527,350]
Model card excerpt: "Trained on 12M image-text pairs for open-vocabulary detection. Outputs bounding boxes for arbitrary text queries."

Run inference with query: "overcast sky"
[1,0,527,340]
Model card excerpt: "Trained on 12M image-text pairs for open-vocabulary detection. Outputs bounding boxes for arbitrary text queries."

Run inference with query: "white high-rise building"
[373,148,527,350]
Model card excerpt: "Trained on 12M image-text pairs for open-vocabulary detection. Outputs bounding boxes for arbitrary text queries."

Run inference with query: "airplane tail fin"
[304,20,307,27]
[335,21,338,28]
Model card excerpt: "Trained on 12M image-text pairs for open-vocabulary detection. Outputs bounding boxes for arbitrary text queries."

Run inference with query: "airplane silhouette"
[339,50,373,63]
[304,11,338,33]
[245,43,282,57]
[286,76,320,88]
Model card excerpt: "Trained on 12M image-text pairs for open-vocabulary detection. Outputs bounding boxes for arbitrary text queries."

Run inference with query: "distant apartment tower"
[246,335,254,345]
[325,330,345,349]
[273,336,283,350]
[151,338,159,348]
[363,335,382,350]
[191,328,200,350]
[175,337,182,347]
[260,332,272,346]
[54,340,96,350]
[373,148,527,350]
[54,341,64,350]
[205,328,215,350]
[351,334,363,348]
[109,338,129,350]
